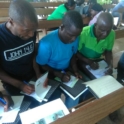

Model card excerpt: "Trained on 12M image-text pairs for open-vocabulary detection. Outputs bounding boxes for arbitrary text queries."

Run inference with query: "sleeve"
[78,30,85,51]
[36,40,51,65]
[80,5,84,15]
[74,37,79,54]
[106,30,115,51]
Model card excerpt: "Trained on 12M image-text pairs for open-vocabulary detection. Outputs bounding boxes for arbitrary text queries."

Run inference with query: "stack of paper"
[20,98,69,124]
[0,96,24,123]
[21,72,51,102]
[84,76,123,98]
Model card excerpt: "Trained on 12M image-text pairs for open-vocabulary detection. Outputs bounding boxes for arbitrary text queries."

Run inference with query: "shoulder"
[80,25,91,35]
[39,30,58,45]
[58,4,65,9]
[108,30,115,37]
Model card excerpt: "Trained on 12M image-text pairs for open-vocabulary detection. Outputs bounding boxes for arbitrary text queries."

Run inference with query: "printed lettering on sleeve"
[4,41,34,61]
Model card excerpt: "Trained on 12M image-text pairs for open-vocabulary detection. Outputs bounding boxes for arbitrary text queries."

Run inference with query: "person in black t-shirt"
[0,0,61,108]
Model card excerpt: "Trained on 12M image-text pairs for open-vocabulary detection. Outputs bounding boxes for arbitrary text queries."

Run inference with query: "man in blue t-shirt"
[36,11,83,108]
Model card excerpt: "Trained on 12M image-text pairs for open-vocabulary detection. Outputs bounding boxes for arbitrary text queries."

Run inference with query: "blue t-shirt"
[36,30,79,70]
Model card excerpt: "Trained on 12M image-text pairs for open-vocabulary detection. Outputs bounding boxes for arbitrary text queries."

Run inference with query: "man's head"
[65,0,76,10]
[59,11,83,44]
[94,12,113,40]
[76,0,84,6]
[89,0,97,5]
[8,0,38,40]
[90,3,103,18]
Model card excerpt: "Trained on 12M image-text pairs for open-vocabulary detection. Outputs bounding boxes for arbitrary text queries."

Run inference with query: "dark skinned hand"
[61,73,70,82]
[0,95,14,112]
[20,83,35,95]
[105,66,113,75]
[89,62,99,70]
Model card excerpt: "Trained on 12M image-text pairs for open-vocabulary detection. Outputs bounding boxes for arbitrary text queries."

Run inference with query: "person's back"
[47,0,75,20]
[47,4,67,20]
[89,3,103,25]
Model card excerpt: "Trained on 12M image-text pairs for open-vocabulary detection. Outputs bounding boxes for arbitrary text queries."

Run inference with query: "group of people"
[0,0,123,115]
[47,0,104,26]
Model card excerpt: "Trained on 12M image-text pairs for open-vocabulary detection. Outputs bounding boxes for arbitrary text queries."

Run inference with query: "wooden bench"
[52,87,124,124]
[0,2,64,8]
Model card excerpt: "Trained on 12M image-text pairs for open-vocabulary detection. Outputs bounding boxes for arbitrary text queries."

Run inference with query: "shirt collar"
[90,24,96,38]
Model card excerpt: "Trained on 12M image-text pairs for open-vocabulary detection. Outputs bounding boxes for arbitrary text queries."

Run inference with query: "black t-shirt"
[0,23,36,80]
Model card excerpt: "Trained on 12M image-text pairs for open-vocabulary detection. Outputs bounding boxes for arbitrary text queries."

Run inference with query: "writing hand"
[89,62,99,70]
[105,66,113,75]
[20,84,35,95]
[0,95,14,112]
[74,72,82,79]
[61,73,70,82]
[43,78,48,88]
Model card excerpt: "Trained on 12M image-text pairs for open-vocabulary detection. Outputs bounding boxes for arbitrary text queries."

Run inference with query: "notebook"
[55,76,88,100]
[21,72,60,102]
[56,75,123,100]
[84,75,123,98]
[86,60,116,79]
[20,98,69,124]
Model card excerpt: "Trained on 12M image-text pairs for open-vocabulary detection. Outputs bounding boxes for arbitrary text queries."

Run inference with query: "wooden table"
[52,87,124,124]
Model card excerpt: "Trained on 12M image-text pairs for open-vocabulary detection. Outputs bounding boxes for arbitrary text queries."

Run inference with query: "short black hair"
[91,3,103,12]
[89,0,97,4]
[65,0,75,7]
[9,0,38,25]
[62,11,83,29]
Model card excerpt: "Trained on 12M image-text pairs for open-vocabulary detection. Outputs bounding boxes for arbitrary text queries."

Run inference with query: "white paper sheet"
[21,72,51,102]
[86,60,110,78]
[55,75,78,88]
[0,96,24,123]
[12,96,24,109]
[35,72,51,100]
[0,108,20,123]
[20,98,69,124]
[63,75,78,88]
[114,17,119,26]
[85,76,123,98]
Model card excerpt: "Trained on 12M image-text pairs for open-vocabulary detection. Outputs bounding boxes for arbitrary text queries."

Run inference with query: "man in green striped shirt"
[77,12,115,75]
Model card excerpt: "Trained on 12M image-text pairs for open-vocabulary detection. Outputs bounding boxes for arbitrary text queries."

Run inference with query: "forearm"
[71,54,78,73]
[77,51,92,65]
[33,57,41,79]
[105,51,113,68]
[0,68,22,89]
[40,65,62,78]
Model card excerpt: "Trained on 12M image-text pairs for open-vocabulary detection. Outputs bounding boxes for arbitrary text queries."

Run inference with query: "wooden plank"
[0,8,8,17]
[0,2,64,8]
[38,20,62,29]
[35,8,54,15]
[52,87,124,124]
[31,2,64,8]
[0,2,10,8]
[0,17,8,23]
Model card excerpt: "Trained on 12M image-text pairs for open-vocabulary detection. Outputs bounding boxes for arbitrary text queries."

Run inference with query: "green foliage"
[97,0,112,4]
